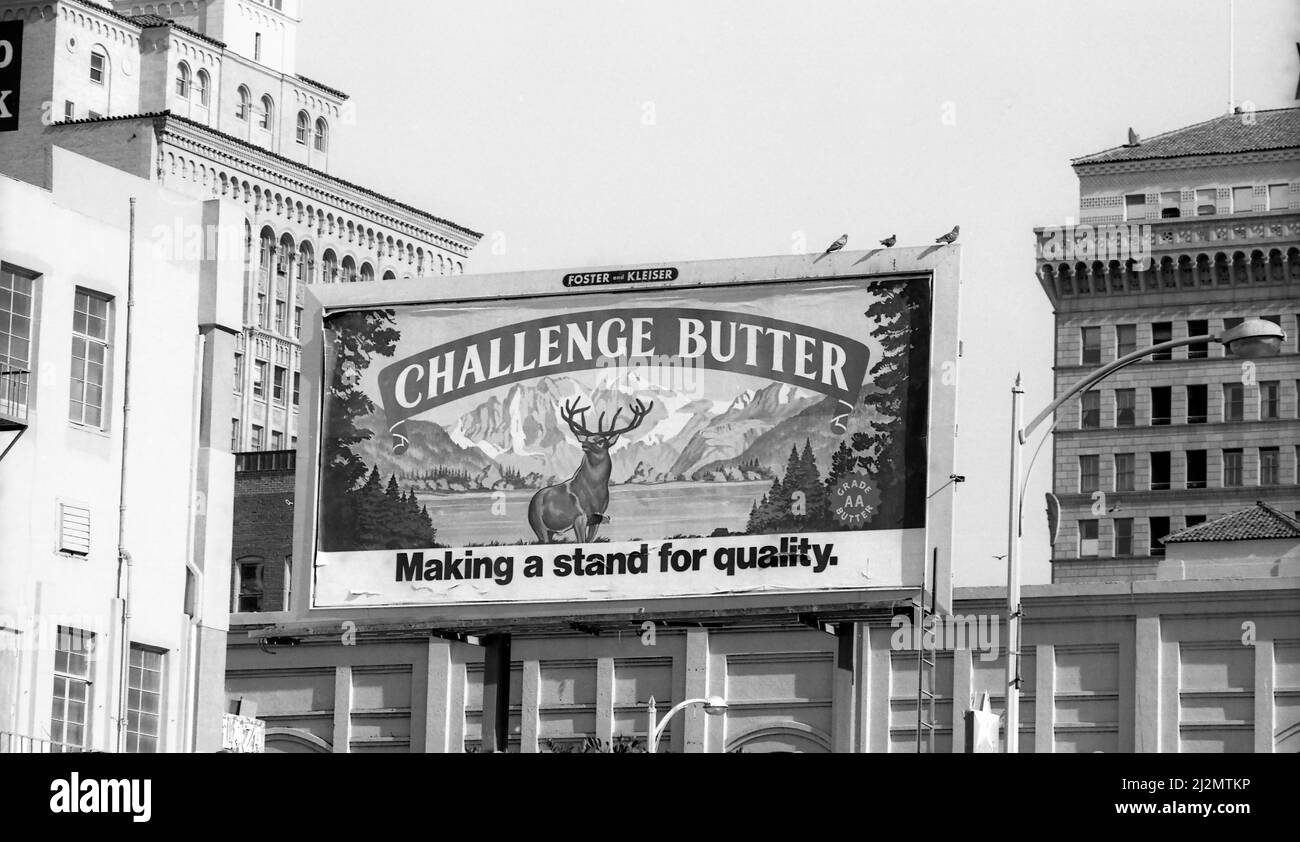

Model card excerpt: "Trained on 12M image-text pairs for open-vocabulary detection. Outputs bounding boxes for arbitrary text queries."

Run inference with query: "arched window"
[314,118,329,152]
[237,86,252,121]
[196,69,210,106]
[321,249,338,284]
[360,263,375,284]
[296,111,310,145]
[297,241,314,285]
[176,62,191,99]
[341,256,357,284]
[382,270,396,281]
[259,95,274,130]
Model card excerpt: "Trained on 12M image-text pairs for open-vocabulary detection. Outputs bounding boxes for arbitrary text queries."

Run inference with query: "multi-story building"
[0,0,479,751]
[0,0,482,451]
[1033,107,1300,584]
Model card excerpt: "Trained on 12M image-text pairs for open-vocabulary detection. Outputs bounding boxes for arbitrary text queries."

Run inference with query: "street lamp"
[1003,318,1285,753]
[646,695,728,753]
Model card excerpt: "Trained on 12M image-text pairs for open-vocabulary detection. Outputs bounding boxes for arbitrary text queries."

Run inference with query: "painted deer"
[528,397,653,543]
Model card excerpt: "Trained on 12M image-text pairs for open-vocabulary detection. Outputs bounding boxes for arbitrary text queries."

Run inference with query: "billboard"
[307,255,956,612]
[0,20,21,133]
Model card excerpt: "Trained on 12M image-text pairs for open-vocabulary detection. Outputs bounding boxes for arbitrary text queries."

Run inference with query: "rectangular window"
[1114,518,1133,556]
[231,418,240,451]
[1268,183,1289,211]
[1223,449,1243,487]
[1186,384,1207,424]
[1223,383,1244,422]
[1223,316,1243,331]
[292,371,300,408]
[125,646,163,754]
[1260,447,1280,486]
[273,366,286,405]
[1185,515,1207,530]
[1115,324,1137,358]
[294,307,302,340]
[251,424,264,451]
[256,293,268,329]
[1186,450,1207,489]
[254,32,262,62]
[233,352,243,395]
[1195,188,1217,215]
[236,559,265,612]
[69,290,111,428]
[1115,388,1135,427]
[1079,455,1099,493]
[1124,194,1146,221]
[64,100,75,120]
[1150,451,1171,491]
[51,627,94,751]
[252,360,267,400]
[1151,322,1172,360]
[271,430,284,450]
[89,52,105,84]
[1187,320,1209,358]
[1231,186,1253,213]
[1260,381,1279,420]
[1078,520,1098,558]
[1149,517,1170,557]
[0,266,34,391]
[1159,192,1181,218]
[1114,453,1135,492]
[1150,386,1171,426]
[58,503,91,556]
[1080,326,1101,365]
[274,300,287,335]
[1080,390,1100,429]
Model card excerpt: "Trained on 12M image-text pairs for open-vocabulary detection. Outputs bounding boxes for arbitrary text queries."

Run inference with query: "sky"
[299,0,1299,586]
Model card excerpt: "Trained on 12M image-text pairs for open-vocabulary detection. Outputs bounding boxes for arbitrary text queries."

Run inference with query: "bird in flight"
[879,234,897,248]
[936,225,960,245]
[822,234,849,257]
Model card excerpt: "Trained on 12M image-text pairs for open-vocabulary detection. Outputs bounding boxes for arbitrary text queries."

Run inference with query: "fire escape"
[0,370,29,461]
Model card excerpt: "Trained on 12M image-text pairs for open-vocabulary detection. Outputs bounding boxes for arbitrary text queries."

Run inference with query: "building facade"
[1032,107,1300,584]
[0,0,482,452]
[0,0,479,752]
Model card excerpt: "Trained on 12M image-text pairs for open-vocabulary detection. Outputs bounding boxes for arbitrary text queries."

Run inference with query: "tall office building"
[1033,107,1300,584]
[1,0,481,451]
[0,0,478,751]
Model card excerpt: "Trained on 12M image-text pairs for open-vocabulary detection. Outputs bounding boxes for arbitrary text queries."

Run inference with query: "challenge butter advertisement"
[313,276,932,607]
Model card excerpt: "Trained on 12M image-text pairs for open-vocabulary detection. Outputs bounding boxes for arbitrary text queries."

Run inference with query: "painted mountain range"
[354,372,875,492]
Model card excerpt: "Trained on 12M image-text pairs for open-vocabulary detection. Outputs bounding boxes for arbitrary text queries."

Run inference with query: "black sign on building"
[0,20,21,133]
[0,20,22,133]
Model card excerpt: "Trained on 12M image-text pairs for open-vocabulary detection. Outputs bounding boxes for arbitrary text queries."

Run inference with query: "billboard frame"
[282,246,961,633]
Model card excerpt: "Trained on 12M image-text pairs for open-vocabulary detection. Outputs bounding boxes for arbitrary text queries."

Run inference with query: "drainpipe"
[115,198,138,753]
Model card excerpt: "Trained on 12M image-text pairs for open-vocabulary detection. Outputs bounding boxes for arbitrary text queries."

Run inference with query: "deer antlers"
[559,398,654,439]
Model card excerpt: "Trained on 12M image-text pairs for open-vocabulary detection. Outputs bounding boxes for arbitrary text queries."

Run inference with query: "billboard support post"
[1005,376,1024,753]
[481,634,511,753]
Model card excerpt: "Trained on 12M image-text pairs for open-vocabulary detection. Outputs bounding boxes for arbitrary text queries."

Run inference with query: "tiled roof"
[48,112,482,241]
[128,13,228,48]
[1164,502,1300,544]
[296,75,350,101]
[1073,107,1300,166]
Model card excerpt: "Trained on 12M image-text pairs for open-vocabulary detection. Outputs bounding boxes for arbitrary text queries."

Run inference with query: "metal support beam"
[480,634,511,753]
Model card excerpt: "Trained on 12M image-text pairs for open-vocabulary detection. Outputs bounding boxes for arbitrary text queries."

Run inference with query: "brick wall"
[232,462,295,612]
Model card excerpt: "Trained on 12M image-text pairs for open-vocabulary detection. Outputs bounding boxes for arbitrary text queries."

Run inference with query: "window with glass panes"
[51,627,94,751]
[1114,518,1133,556]
[1078,520,1098,557]
[1223,449,1244,487]
[0,266,34,391]
[69,290,110,427]
[1186,450,1207,489]
[1187,320,1209,358]
[1116,324,1136,358]
[1151,451,1171,490]
[253,360,266,399]
[1223,383,1244,421]
[1187,384,1207,423]
[125,646,163,753]
[1080,327,1101,365]
[292,372,300,407]
[1115,389,1135,427]
[1260,381,1279,420]
[1151,322,1172,360]
[251,425,263,451]
[1079,455,1099,493]
[273,366,286,404]
[1149,517,1170,557]
[1260,447,1280,485]
[1080,390,1100,428]
[1114,453,1135,491]
[233,352,243,394]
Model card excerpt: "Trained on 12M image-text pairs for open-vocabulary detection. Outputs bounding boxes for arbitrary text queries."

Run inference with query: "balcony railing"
[0,370,30,427]
[0,731,86,753]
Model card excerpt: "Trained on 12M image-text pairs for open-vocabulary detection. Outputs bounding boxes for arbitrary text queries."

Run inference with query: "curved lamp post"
[646,696,728,753]
[1003,318,1286,753]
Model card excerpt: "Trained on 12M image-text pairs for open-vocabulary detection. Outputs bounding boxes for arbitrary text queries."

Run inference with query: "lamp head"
[1219,318,1286,359]
[703,696,728,715]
